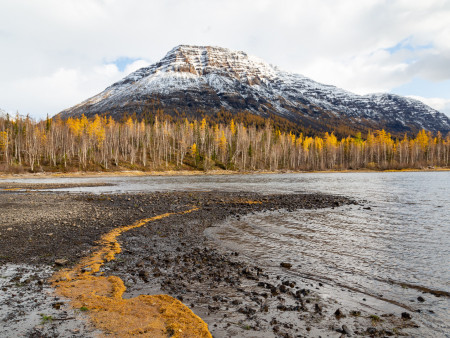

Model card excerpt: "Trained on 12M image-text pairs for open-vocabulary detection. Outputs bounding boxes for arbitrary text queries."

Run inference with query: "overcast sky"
[1,0,450,120]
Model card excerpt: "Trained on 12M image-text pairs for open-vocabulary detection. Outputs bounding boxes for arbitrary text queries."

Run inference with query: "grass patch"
[40,314,53,324]
[370,314,381,325]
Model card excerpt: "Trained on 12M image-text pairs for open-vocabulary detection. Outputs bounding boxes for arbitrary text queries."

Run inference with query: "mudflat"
[0,186,420,337]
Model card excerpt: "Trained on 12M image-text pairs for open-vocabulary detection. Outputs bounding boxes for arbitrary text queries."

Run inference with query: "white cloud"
[1,60,149,119]
[124,60,150,75]
[0,0,449,119]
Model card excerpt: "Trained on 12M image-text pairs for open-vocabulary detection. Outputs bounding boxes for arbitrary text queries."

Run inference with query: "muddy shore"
[0,187,421,337]
[1,166,449,180]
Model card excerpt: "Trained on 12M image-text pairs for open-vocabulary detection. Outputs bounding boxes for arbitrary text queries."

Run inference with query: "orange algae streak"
[52,207,211,338]
[242,200,262,204]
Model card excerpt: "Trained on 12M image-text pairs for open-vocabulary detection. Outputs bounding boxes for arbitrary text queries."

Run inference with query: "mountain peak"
[59,45,450,135]
[153,44,275,81]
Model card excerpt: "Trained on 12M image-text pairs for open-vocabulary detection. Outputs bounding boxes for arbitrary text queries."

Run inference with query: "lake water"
[3,171,449,335]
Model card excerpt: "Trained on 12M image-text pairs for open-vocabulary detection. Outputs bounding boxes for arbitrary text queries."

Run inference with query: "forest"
[0,113,449,173]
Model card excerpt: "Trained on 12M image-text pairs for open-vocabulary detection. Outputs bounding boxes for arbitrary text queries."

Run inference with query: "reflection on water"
[2,171,450,334]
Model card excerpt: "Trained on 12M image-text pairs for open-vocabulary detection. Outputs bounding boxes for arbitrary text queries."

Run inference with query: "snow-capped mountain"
[0,108,10,119]
[59,45,450,134]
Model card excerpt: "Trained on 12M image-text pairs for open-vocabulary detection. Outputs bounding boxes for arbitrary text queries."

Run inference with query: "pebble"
[54,259,68,266]
[280,262,292,269]
[367,327,377,334]
[401,312,412,320]
[314,303,322,314]
[342,324,352,336]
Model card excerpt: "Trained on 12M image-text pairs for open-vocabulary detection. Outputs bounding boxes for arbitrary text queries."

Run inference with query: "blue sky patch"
[391,77,450,99]
[110,57,141,72]
[385,37,433,54]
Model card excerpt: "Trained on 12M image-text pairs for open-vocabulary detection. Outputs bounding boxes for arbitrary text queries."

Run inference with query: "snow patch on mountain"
[59,45,450,134]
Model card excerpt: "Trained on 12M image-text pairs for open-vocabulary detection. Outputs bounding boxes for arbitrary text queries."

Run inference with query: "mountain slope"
[0,108,7,118]
[59,45,450,135]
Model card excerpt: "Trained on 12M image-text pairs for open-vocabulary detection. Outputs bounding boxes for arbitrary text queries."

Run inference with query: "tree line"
[0,113,449,173]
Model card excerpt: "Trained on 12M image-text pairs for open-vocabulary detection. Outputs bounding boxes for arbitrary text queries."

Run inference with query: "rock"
[417,296,425,302]
[55,259,68,266]
[277,304,287,311]
[401,312,412,320]
[52,302,64,310]
[342,324,352,336]
[335,308,345,318]
[208,305,219,312]
[314,303,322,314]
[138,270,149,282]
[279,284,288,293]
[237,306,256,315]
[367,327,377,334]
[280,262,292,269]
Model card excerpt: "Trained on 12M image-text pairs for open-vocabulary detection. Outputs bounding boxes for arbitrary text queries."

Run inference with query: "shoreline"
[0,167,449,179]
[0,188,424,337]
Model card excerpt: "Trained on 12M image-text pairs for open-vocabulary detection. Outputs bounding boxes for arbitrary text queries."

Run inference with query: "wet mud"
[0,182,112,191]
[0,189,422,337]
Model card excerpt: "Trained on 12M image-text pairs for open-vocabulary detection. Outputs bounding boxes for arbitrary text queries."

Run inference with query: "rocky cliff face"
[59,45,450,134]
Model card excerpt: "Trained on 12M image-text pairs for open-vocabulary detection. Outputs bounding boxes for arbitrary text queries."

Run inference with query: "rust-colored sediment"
[52,208,212,337]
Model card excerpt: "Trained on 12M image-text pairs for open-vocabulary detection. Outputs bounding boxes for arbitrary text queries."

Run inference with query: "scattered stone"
[280,262,292,269]
[314,303,322,314]
[335,308,345,318]
[279,284,288,293]
[367,327,377,334]
[401,312,412,320]
[54,259,68,266]
[238,306,256,316]
[417,296,425,302]
[138,270,149,282]
[342,324,352,336]
[52,302,64,310]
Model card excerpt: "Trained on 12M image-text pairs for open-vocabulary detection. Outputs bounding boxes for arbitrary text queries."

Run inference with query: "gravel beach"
[0,185,420,337]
